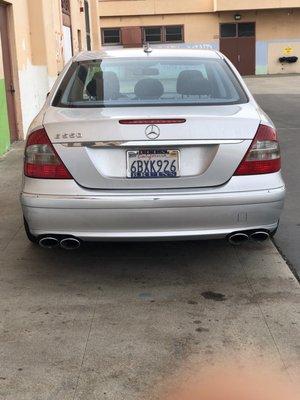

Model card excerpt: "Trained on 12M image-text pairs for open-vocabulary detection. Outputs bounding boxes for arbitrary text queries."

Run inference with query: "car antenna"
[143,42,152,55]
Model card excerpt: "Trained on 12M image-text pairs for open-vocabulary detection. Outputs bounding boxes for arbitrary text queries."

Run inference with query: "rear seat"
[177,69,212,97]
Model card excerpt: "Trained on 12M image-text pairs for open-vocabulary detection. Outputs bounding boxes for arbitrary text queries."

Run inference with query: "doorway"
[0,4,18,142]
[219,22,256,76]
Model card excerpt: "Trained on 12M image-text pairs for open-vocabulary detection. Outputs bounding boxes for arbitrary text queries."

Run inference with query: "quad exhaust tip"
[228,232,249,245]
[228,231,270,245]
[39,236,81,250]
[60,237,81,250]
[250,231,270,242]
[39,236,60,249]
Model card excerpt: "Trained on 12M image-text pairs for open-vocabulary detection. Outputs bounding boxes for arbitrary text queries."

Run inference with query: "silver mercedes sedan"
[20,48,285,249]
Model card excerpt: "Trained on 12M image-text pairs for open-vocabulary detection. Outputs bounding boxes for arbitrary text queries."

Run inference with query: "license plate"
[127,149,180,179]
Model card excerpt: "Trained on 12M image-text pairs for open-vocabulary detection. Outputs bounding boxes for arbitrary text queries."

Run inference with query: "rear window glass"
[52,57,248,108]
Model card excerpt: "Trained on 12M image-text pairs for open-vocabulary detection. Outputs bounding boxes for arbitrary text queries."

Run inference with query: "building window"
[102,28,121,45]
[220,23,255,38]
[143,25,183,44]
[144,27,162,43]
[220,23,237,38]
[238,23,255,37]
[101,25,184,46]
[165,26,183,42]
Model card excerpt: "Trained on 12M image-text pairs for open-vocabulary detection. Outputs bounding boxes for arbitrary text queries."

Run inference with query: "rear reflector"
[24,128,73,179]
[119,119,186,125]
[234,124,281,175]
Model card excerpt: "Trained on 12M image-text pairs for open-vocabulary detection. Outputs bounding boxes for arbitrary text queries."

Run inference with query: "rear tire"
[23,218,38,244]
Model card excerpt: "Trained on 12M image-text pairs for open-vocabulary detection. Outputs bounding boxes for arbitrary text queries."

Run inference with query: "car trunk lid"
[43,103,260,189]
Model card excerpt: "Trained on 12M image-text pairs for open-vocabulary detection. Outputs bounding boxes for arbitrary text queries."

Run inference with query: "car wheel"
[23,218,38,244]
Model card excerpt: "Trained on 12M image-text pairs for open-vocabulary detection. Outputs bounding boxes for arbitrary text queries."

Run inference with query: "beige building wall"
[2,0,300,147]
[214,0,300,11]
[89,0,101,50]
[216,9,300,74]
[1,0,100,139]
[99,0,300,15]
[218,9,300,40]
[70,0,100,54]
[100,13,218,45]
[99,3,300,75]
[99,0,214,17]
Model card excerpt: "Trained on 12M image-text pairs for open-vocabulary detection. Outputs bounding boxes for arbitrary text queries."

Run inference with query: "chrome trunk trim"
[58,139,244,148]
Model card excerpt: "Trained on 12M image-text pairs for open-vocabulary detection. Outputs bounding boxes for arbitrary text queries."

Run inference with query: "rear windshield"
[52,57,248,108]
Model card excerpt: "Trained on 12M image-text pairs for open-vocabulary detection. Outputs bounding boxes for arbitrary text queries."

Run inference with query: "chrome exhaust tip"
[250,231,270,242]
[228,232,249,245]
[39,236,60,249]
[60,237,81,250]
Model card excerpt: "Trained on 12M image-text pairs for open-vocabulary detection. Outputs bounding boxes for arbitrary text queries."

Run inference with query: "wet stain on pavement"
[187,300,198,305]
[201,291,227,301]
[139,292,152,300]
[195,327,209,333]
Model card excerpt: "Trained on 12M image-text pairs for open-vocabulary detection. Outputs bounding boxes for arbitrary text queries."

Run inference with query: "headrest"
[177,70,211,96]
[86,71,120,100]
[134,78,164,100]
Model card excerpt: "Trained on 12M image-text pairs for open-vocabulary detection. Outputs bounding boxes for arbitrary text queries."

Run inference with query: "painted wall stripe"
[0,79,10,155]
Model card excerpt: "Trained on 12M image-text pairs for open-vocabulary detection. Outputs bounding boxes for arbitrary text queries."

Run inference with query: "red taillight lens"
[24,128,73,179]
[234,124,281,175]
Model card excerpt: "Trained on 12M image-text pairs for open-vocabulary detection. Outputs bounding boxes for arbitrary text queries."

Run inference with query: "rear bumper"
[21,174,285,241]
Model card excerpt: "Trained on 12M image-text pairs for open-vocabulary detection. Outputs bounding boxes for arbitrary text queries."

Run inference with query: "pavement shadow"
[14,237,245,292]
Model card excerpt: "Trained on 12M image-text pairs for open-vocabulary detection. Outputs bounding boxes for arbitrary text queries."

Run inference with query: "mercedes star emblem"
[145,125,160,140]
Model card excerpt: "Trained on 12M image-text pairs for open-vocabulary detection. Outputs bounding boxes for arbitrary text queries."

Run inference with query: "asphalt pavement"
[245,75,300,279]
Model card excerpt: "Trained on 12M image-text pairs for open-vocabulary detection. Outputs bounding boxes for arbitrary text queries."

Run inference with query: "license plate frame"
[126,149,180,179]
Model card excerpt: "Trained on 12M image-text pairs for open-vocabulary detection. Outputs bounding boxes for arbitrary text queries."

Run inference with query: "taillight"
[119,119,186,124]
[234,124,281,175]
[24,128,73,179]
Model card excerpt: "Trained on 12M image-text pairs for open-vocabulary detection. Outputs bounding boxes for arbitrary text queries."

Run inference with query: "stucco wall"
[219,9,300,74]
[1,0,62,139]
[99,0,300,15]
[257,9,300,74]
[0,0,100,142]
[215,0,300,11]
[88,0,101,50]
[99,0,213,17]
[100,12,219,49]
[100,8,300,75]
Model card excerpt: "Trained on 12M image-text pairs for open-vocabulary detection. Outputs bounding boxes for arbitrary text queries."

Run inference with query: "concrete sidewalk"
[0,144,299,400]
